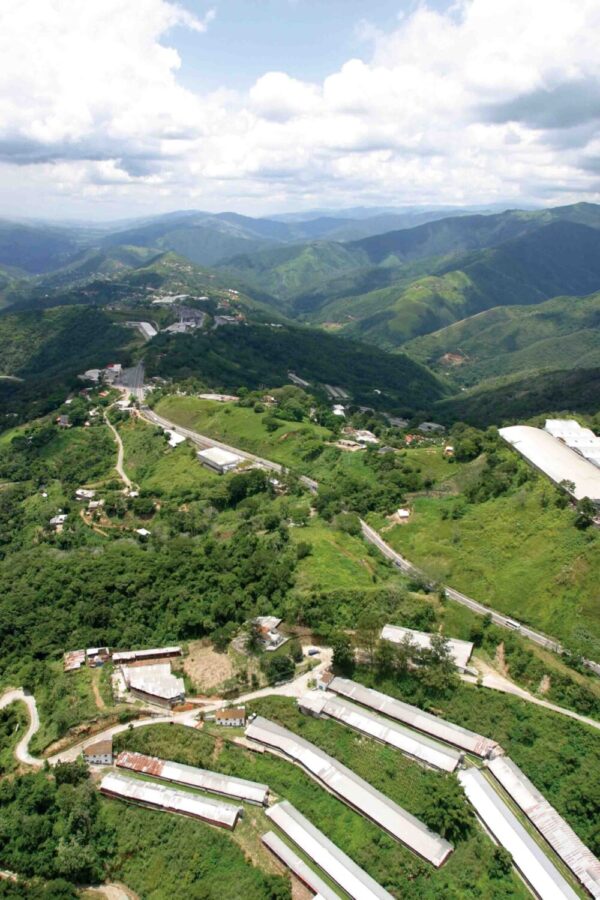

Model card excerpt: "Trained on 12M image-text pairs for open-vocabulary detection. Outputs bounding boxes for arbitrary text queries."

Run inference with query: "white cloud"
[0,0,599,216]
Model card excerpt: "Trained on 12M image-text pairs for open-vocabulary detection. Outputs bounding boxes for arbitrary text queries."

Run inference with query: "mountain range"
[3,200,600,426]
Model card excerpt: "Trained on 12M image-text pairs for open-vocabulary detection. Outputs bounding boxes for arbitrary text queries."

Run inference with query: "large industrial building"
[298,691,462,773]
[328,678,499,758]
[380,624,474,671]
[197,446,243,474]
[458,769,579,900]
[246,716,453,866]
[100,773,243,829]
[499,425,600,503]
[116,751,269,806]
[488,756,600,898]
[266,801,394,900]
[122,663,185,708]
[544,419,600,469]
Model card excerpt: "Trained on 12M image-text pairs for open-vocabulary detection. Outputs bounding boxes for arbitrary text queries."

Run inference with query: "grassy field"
[115,709,529,899]
[290,519,393,593]
[368,474,600,658]
[154,396,332,470]
[118,416,218,495]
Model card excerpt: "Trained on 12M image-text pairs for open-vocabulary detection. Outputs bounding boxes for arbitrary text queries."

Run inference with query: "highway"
[137,391,599,676]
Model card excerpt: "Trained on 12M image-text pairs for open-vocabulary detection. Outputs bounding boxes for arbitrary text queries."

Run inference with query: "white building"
[197,446,243,474]
[215,707,246,727]
[380,625,474,672]
[500,425,600,503]
[122,663,185,708]
[332,404,346,417]
[83,739,113,765]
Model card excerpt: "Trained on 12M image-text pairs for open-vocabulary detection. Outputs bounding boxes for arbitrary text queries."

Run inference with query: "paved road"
[142,400,600,675]
[118,362,146,402]
[0,689,41,768]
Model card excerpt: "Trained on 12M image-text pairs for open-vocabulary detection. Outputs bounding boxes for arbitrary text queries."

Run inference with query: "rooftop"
[380,625,474,671]
[197,446,243,468]
[123,663,185,701]
[246,716,453,866]
[499,425,600,502]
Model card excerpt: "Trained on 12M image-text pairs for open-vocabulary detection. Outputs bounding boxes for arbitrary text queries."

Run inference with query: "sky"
[1,0,600,220]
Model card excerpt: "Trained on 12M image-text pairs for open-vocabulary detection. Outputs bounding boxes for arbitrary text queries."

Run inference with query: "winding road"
[104,411,133,490]
[0,689,40,767]
[139,402,599,675]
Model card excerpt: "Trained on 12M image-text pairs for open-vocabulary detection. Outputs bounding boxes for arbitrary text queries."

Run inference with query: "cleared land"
[154,396,331,470]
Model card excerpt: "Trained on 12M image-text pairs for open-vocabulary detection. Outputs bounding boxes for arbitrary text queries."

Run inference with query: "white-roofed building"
[266,801,394,900]
[262,832,339,900]
[197,446,243,474]
[112,646,181,664]
[488,756,600,898]
[499,425,600,504]
[458,769,578,900]
[100,773,242,829]
[298,691,462,773]
[380,625,474,672]
[246,716,453,866]
[115,751,268,805]
[329,678,498,758]
[122,664,185,708]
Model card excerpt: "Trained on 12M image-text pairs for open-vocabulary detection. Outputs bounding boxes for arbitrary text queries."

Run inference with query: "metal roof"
[100,772,242,828]
[380,625,474,670]
[499,425,600,502]
[458,769,579,900]
[123,664,185,701]
[329,678,498,758]
[488,756,600,898]
[246,716,452,866]
[262,831,340,900]
[266,801,394,900]
[112,646,181,662]
[116,750,268,805]
[298,691,461,773]
[197,447,242,468]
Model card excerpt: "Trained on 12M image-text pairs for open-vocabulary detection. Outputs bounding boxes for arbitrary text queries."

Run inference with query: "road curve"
[0,689,42,768]
[143,400,599,675]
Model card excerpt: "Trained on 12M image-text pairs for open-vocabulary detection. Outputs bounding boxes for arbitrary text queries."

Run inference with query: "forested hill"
[144,323,448,413]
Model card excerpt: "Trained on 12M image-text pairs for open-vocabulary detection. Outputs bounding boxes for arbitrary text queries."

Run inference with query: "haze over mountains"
[2,200,600,426]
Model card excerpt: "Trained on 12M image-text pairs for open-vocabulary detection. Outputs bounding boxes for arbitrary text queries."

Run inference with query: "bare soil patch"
[184,641,235,691]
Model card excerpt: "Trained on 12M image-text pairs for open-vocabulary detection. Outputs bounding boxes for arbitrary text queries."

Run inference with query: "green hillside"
[433,367,600,427]
[144,322,448,411]
[406,291,600,384]
[312,221,600,348]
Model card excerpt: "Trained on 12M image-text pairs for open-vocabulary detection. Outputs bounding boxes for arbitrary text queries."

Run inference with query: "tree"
[489,846,513,878]
[263,654,294,683]
[419,775,473,842]
[331,632,355,675]
[374,639,396,678]
[355,610,380,666]
[574,496,596,530]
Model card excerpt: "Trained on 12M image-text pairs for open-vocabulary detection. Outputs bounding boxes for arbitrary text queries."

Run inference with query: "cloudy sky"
[1,0,600,219]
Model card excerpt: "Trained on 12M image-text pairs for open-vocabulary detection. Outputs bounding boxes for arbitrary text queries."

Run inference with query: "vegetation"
[116,716,528,899]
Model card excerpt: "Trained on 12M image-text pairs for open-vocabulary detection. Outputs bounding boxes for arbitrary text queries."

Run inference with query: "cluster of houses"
[63,645,187,709]
[253,616,288,651]
[79,363,123,385]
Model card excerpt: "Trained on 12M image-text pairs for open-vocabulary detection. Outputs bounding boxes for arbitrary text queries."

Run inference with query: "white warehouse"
[197,446,243,474]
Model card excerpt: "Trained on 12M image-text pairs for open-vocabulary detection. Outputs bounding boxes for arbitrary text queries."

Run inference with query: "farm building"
[253,615,288,651]
[246,716,453,867]
[266,801,394,900]
[458,769,578,900]
[328,678,498,758]
[75,488,96,500]
[488,756,600,898]
[262,832,339,900]
[100,773,242,829]
[122,663,185,708]
[499,425,600,503]
[83,739,113,765]
[86,647,110,666]
[298,691,462,773]
[197,446,243,474]
[544,419,600,469]
[380,625,474,672]
[116,751,268,805]
[215,708,246,727]
[112,646,181,664]
[63,649,86,672]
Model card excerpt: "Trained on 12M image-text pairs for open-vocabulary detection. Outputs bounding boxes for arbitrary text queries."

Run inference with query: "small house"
[83,739,113,765]
[57,415,70,428]
[216,708,246,727]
